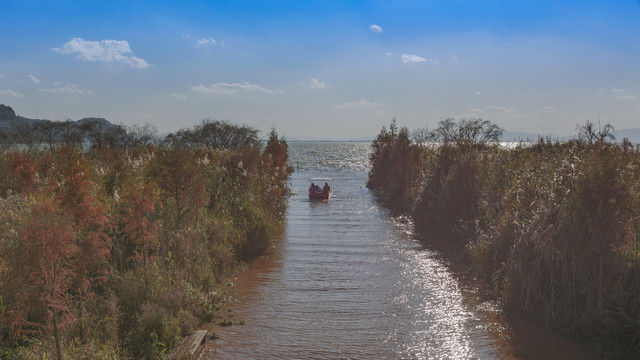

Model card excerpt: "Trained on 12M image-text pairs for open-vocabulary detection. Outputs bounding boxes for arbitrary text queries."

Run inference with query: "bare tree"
[127,123,158,147]
[576,120,615,144]
[0,128,12,152]
[411,126,433,147]
[14,123,38,151]
[431,118,503,144]
[58,120,83,147]
[166,119,259,149]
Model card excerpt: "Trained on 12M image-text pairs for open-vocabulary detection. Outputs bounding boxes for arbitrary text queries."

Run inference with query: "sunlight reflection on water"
[200,142,501,359]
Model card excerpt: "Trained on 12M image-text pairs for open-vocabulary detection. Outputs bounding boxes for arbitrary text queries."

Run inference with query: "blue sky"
[1,0,640,139]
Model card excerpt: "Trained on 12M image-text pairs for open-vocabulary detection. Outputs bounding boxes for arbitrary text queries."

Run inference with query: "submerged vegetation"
[0,119,291,359]
[368,118,640,357]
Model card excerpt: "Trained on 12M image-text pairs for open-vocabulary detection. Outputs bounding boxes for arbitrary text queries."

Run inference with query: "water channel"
[198,142,591,359]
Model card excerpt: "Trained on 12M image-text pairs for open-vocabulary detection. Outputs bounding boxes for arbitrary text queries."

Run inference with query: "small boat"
[309,177,332,200]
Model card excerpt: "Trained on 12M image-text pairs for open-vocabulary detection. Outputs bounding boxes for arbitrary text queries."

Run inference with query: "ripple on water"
[200,142,502,360]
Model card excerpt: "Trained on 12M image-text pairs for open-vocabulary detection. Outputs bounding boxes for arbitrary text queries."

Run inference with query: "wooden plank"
[171,330,207,359]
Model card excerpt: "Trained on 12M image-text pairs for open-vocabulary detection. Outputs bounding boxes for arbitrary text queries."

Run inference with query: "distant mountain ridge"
[503,129,640,143]
[614,128,640,143]
[288,128,640,143]
[3,104,640,144]
[0,104,125,148]
[0,104,116,131]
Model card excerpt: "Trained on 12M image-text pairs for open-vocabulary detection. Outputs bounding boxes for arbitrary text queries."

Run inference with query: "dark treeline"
[368,118,640,358]
[0,103,265,152]
[165,119,260,150]
[0,115,292,359]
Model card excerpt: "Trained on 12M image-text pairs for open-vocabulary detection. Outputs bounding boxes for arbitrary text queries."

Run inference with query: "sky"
[1,0,640,140]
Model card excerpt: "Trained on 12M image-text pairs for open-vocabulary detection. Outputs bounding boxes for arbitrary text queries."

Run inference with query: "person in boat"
[315,184,321,192]
[309,183,315,192]
[323,182,330,193]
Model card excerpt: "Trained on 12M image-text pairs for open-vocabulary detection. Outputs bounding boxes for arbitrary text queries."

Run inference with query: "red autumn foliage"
[9,198,77,339]
[53,146,111,293]
[5,151,37,195]
[155,146,205,228]
[122,182,158,267]
[263,128,289,170]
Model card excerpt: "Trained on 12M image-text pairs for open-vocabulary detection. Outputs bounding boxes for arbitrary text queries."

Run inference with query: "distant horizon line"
[284,128,640,143]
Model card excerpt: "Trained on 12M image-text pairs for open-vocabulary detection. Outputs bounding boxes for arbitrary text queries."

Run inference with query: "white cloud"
[470,105,515,114]
[532,106,567,118]
[191,82,283,95]
[370,24,383,34]
[401,53,438,64]
[448,55,459,64]
[38,82,93,95]
[402,54,426,63]
[309,78,328,89]
[172,93,187,99]
[385,52,393,56]
[334,98,385,110]
[196,37,217,46]
[27,74,40,83]
[0,89,25,98]
[612,88,624,93]
[119,111,156,121]
[475,91,481,96]
[0,74,6,79]
[123,56,151,69]
[617,95,636,100]
[53,37,151,69]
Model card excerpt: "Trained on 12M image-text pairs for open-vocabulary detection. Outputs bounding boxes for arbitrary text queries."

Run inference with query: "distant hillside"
[0,104,124,148]
[0,104,17,121]
[289,129,640,144]
[502,128,640,144]
[0,104,116,131]
[501,130,560,142]
[613,128,640,144]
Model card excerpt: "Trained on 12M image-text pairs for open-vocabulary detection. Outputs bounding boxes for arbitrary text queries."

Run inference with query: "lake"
[197,142,591,359]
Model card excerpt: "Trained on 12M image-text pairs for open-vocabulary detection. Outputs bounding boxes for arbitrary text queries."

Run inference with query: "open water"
[198,142,597,360]
[198,142,507,359]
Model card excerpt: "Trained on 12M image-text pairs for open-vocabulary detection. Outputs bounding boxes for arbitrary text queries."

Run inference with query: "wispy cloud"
[448,55,459,64]
[401,53,438,64]
[0,89,25,98]
[53,37,151,69]
[27,74,40,83]
[334,98,385,109]
[171,93,187,99]
[38,82,93,95]
[0,74,5,79]
[196,37,217,46]
[612,88,624,93]
[532,106,567,118]
[370,24,383,34]
[402,54,426,63]
[470,105,515,114]
[617,95,636,100]
[119,111,156,121]
[191,82,283,95]
[309,78,328,89]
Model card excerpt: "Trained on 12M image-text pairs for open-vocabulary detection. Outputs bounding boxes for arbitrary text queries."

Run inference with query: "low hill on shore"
[0,104,116,132]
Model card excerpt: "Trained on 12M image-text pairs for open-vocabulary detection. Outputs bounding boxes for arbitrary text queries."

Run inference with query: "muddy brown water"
[198,142,595,360]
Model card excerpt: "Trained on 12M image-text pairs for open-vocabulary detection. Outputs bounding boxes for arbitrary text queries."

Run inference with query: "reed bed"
[0,126,291,359]
[368,119,640,358]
